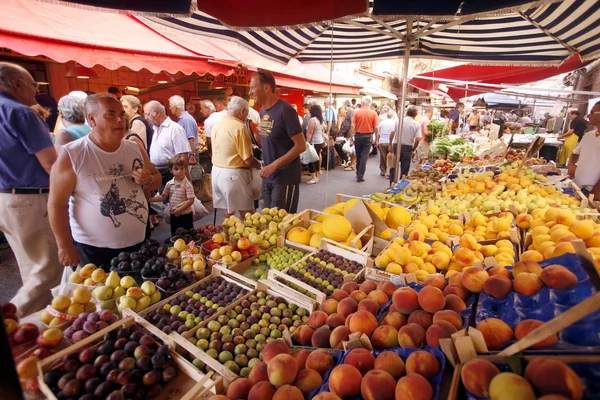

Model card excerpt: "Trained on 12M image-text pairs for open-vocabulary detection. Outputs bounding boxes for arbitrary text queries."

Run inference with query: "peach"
[293,369,322,395]
[418,286,446,313]
[248,381,277,400]
[360,280,378,294]
[448,272,465,288]
[337,297,358,318]
[454,247,476,267]
[520,250,544,262]
[328,364,362,397]
[408,310,433,329]
[524,358,583,400]
[425,320,457,347]
[291,349,311,370]
[361,370,396,400]
[331,289,349,301]
[344,348,375,375]
[374,351,405,380]
[341,281,359,293]
[348,310,378,337]
[398,323,426,348]
[371,325,399,349]
[553,242,576,257]
[273,385,304,400]
[262,339,291,363]
[444,294,467,313]
[515,319,558,348]
[541,265,578,290]
[326,313,346,329]
[367,289,389,305]
[267,354,298,387]
[424,274,446,290]
[488,266,512,279]
[380,311,407,330]
[570,219,595,240]
[350,290,368,303]
[476,318,514,350]
[312,393,342,400]
[305,349,334,376]
[489,372,535,400]
[358,299,379,315]
[512,260,543,277]
[460,358,500,398]
[515,213,533,229]
[461,267,489,293]
[227,378,254,400]
[308,311,328,328]
[395,373,434,400]
[311,326,332,348]
[483,275,513,299]
[443,285,470,301]
[405,350,440,379]
[432,310,462,330]
[294,325,315,346]
[321,299,339,315]
[513,273,544,296]
[248,361,269,384]
[377,281,397,297]
[330,326,351,349]
[392,287,419,314]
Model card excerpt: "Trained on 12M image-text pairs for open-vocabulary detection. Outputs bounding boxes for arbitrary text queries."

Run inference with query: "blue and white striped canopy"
[147,0,600,65]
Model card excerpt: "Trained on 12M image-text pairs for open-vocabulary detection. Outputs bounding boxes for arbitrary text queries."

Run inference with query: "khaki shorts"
[415,142,430,164]
[211,166,254,213]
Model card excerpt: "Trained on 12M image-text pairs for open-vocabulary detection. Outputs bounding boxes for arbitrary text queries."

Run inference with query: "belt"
[356,132,373,135]
[0,188,49,194]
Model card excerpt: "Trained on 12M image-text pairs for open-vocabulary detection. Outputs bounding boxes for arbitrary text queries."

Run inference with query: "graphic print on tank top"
[98,158,147,228]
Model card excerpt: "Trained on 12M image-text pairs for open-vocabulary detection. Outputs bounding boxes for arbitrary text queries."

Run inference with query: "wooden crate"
[37,316,222,400]
[169,279,319,386]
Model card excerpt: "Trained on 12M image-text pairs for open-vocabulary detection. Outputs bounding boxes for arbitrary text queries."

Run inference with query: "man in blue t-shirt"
[250,71,304,213]
[0,62,62,317]
[324,97,337,136]
[448,102,464,134]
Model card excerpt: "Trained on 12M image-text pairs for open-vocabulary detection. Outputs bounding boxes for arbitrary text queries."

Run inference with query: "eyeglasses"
[144,111,156,118]
[19,77,39,90]
[589,111,600,116]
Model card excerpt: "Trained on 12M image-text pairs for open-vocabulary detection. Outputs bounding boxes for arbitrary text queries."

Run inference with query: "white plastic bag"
[300,142,319,164]
[251,168,263,200]
[163,198,208,223]
[342,141,355,156]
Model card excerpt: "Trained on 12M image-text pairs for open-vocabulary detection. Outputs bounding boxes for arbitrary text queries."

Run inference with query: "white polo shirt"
[573,128,600,191]
[394,116,422,145]
[149,117,191,167]
[203,110,227,138]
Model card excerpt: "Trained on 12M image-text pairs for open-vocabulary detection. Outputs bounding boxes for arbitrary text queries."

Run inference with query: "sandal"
[344,166,355,171]
[307,179,319,184]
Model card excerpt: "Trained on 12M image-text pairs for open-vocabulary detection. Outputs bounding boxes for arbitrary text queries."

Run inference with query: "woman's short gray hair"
[201,100,215,113]
[121,95,142,113]
[58,94,86,123]
[227,96,249,113]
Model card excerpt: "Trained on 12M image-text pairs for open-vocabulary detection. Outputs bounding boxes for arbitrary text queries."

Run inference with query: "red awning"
[0,0,234,76]
[409,54,585,102]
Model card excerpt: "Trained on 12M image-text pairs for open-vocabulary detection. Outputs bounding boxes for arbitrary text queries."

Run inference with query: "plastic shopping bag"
[342,140,355,156]
[251,168,262,200]
[300,142,319,164]
[192,198,209,221]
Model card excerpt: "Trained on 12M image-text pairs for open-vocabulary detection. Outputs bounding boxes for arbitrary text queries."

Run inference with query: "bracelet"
[144,175,154,188]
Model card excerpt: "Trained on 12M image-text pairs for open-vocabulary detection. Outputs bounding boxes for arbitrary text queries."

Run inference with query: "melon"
[308,223,323,235]
[367,203,385,220]
[322,215,352,242]
[386,206,412,229]
[342,198,360,214]
[286,227,311,245]
[310,233,325,247]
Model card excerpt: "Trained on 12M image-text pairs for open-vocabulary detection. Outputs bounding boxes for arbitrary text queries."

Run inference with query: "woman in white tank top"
[306,105,326,184]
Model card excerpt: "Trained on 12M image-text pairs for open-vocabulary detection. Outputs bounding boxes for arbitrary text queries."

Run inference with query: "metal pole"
[393,30,412,183]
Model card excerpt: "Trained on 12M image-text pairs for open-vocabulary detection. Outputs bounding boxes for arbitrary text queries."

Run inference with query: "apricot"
[476,318,514,350]
[448,272,465,288]
[483,275,513,299]
[344,348,375,375]
[515,319,558,348]
[407,310,433,330]
[425,320,457,347]
[248,361,269,384]
[524,358,583,400]
[444,294,467,313]
[569,219,595,240]
[248,381,277,400]
[395,373,434,400]
[380,311,407,330]
[398,323,426,348]
[359,280,378,294]
[293,369,322,395]
[330,289,349,301]
[489,372,535,400]
[291,349,311,370]
[273,384,303,400]
[540,265,578,290]
[392,287,420,314]
[443,285,470,301]
[321,299,339,315]
[461,267,489,293]
[311,326,332,348]
[367,289,389,305]
[328,364,362,398]
[553,242,576,257]
[340,281,359,293]
[424,274,446,290]
[455,247,476,267]
[371,325,399,349]
[348,310,378,337]
[227,378,254,400]
[512,260,543,277]
[418,286,446,313]
[361,370,396,400]
[432,310,462,330]
[326,313,346,330]
[329,326,350,349]
[337,297,358,318]
[460,358,500,397]
[374,351,405,380]
[357,298,379,316]
[262,340,291,363]
[267,354,298,387]
[305,349,334,376]
[308,311,328,328]
[294,325,315,346]
[488,266,512,279]
[377,281,397,297]
[312,393,342,400]
[350,290,368,303]
[513,273,544,296]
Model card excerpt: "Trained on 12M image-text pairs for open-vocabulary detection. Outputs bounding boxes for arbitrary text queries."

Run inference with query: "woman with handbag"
[306,104,326,184]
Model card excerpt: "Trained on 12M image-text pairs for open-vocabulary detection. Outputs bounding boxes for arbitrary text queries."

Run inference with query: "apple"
[13,323,39,346]
[37,328,64,348]
[2,302,17,315]
[126,287,143,300]
[16,356,39,379]
[249,245,260,255]
[212,233,225,244]
[31,347,54,360]
[237,237,251,250]
[231,251,242,262]
[5,318,18,335]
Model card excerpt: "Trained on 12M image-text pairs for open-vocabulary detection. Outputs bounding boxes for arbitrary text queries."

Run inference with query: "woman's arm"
[53,130,73,151]
[306,119,315,143]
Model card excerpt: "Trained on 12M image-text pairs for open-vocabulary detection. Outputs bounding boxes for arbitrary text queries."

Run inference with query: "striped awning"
[147,0,600,65]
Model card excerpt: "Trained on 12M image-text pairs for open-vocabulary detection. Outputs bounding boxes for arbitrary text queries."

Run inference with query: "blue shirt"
[0,92,53,189]
[177,111,198,145]
[324,106,337,125]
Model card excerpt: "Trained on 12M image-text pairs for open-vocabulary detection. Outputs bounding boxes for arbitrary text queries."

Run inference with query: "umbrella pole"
[393,37,412,182]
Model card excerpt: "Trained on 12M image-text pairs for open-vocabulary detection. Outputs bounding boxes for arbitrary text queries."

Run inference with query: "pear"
[105,271,121,289]
[93,285,113,301]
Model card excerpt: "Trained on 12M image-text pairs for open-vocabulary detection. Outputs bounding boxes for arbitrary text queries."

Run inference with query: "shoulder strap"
[125,132,146,150]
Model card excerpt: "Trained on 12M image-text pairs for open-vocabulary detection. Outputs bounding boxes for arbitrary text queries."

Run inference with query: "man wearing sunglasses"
[568,102,600,198]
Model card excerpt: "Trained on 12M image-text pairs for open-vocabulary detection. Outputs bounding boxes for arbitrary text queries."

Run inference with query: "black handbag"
[246,119,262,160]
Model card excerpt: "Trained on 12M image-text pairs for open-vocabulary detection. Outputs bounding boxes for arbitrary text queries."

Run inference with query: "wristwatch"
[144,175,154,188]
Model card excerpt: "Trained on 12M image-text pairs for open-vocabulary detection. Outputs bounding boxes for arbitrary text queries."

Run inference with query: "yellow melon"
[386,206,412,229]
[342,198,360,214]
[286,227,311,245]
[322,215,352,242]
[309,233,325,248]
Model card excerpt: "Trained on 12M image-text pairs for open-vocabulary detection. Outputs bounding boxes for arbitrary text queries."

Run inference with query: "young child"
[149,155,195,237]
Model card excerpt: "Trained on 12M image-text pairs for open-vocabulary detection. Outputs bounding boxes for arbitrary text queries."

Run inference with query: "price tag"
[390,275,404,286]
